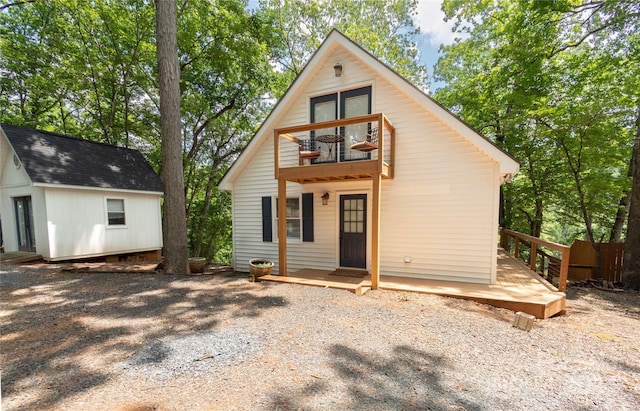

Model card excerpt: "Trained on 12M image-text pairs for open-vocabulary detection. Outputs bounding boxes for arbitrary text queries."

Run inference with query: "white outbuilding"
[0,123,163,261]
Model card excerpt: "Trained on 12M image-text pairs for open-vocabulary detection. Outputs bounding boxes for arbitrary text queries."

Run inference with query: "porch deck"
[258,249,566,319]
[0,251,42,264]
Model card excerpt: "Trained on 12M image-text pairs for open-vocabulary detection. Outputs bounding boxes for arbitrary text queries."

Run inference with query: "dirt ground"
[1,262,639,411]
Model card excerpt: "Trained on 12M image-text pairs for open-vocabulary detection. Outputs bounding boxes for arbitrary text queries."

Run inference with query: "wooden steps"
[258,269,370,295]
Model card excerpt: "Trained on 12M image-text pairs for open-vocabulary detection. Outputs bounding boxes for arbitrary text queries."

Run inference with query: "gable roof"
[219,29,519,190]
[1,123,163,193]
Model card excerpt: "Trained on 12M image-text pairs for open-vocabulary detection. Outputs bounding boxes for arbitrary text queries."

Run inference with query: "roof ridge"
[1,123,143,153]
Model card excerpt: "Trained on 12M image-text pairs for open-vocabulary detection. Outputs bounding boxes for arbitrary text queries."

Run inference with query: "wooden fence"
[568,240,624,283]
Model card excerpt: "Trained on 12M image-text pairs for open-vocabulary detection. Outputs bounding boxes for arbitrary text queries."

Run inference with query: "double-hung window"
[275,197,301,240]
[106,198,126,226]
[262,193,314,243]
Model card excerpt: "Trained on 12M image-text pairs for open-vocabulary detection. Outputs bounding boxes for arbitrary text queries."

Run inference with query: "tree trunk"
[192,172,215,258]
[155,0,189,274]
[610,192,629,242]
[610,146,635,242]
[623,107,640,289]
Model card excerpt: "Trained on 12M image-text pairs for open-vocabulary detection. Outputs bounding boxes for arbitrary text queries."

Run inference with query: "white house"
[0,123,163,261]
[218,30,520,288]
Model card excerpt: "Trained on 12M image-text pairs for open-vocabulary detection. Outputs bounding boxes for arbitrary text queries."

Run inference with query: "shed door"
[14,196,36,252]
[340,194,366,269]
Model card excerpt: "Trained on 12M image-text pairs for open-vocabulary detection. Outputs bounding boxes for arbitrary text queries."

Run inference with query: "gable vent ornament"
[13,154,21,169]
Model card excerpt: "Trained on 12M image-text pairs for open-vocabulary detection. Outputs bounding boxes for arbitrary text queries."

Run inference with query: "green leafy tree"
[434,0,638,254]
[260,0,428,93]
[175,0,279,259]
[1,1,69,128]
[623,109,640,289]
[1,0,430,265]
[1,0,277,263]
[435,0,565,236]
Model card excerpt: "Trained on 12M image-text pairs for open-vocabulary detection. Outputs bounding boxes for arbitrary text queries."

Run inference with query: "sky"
[414,0,458,90]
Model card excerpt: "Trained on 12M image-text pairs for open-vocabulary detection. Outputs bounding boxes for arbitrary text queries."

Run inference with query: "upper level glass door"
[340,86,371,162]
[310,86,372,163]
[310,93,338,163]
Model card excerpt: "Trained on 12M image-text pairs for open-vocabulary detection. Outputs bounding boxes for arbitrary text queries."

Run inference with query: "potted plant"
[249,258,274,282]
[188,257,207,274]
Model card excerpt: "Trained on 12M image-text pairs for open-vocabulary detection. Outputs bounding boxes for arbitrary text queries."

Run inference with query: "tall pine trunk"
[623,107,640,289]
[155,0,188,274]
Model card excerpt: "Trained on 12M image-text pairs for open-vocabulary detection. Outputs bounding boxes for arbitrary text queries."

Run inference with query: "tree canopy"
[434,0,639,248]
[2,0,636,284]
[1,0,428,263]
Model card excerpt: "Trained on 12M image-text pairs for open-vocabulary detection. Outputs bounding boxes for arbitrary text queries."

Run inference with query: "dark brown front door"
[14,196,36,252]
[340,194,366,268]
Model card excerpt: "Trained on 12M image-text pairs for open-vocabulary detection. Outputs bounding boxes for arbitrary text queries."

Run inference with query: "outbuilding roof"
[1,123,163,193]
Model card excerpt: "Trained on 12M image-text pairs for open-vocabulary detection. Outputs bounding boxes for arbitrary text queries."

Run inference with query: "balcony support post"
[277,178,287,276]
[371,171,382,289]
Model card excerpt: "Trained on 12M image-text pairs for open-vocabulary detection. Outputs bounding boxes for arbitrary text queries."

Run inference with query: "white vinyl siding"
[1,131,164,261]
[227,42,503,283]
[43,188,162,260]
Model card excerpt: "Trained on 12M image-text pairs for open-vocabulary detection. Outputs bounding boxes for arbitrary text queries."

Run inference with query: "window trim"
[105,197,127,228]
[273,195,302,242]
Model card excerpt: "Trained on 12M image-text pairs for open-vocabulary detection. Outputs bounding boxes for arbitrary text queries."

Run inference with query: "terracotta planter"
[188,257,207,274]
[249,258,273,282]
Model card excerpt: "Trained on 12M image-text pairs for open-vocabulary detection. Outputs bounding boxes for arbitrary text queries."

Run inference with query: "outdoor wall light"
[333,62,342,77]
[322,192,330,205]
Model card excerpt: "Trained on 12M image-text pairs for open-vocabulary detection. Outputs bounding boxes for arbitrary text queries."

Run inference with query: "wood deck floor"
[0,251,42,264]
[258,249,566,319]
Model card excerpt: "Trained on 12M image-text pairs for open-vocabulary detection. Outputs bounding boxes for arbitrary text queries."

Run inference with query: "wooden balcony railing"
[274,113,395,183]
[500,228,570,292]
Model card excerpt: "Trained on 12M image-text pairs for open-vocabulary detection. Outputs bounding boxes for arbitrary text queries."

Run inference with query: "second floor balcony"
[274,113,395,184]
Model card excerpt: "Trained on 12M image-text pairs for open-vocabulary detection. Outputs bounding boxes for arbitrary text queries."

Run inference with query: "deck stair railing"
[500,228,570,292]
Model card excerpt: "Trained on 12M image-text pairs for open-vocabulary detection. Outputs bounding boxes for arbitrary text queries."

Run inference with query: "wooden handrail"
[500,228,570,292]
[276,113,382,135]
[274,112,394,180]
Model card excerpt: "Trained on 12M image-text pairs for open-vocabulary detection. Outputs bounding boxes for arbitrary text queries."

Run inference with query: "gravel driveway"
[1,264,639,411]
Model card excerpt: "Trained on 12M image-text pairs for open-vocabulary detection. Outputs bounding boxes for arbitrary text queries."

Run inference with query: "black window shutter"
[302,193,314,242]
[262,196,272,242]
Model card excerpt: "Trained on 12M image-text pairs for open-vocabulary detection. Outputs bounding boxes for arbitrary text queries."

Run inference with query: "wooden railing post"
[530,242,537,271]
[514,238,520,259]
[558,248,570,292]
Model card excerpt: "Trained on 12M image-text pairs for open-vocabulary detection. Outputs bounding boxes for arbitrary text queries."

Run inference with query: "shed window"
[107,199,126,226]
